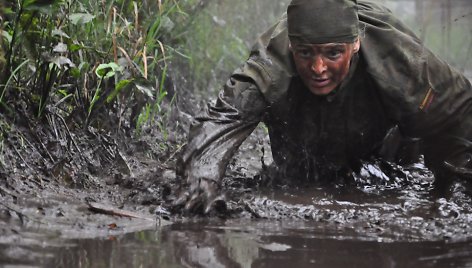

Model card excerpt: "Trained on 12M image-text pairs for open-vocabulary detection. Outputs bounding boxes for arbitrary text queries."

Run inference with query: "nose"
[311,56,327,75]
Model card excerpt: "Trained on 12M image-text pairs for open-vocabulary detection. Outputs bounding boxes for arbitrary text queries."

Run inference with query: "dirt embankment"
[0,97,191,241]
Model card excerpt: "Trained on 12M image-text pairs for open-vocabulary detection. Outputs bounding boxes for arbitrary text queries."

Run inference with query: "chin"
[309,87,335,96]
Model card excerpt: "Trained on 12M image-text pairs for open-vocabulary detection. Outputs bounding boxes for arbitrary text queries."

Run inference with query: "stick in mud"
[87,201,156,222]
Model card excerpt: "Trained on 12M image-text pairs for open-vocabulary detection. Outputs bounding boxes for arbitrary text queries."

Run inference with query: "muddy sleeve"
[357,2,472,181]
[376,40,472,177]
[416,72,472,181]
[176,67,268,184]
[394,45,472,180]
[176,16,292,184]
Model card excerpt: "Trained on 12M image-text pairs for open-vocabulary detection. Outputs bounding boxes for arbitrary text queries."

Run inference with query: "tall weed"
[0,0,200,135]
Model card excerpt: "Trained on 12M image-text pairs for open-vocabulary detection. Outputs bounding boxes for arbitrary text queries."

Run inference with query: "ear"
[352,38,360,53]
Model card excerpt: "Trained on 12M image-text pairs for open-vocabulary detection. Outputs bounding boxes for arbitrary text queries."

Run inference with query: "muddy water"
[9,221,467,268]
[3,173,472,268]
[10,214,472,268]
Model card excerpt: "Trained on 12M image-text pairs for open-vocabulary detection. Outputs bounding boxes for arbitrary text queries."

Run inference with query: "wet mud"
[1,120,472,267]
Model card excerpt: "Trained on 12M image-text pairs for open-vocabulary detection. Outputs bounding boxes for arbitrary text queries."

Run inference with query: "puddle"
[2,218,471,268]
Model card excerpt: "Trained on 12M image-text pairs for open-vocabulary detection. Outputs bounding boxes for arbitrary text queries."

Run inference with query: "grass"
[0,0,200,135]
[0,0,289,136]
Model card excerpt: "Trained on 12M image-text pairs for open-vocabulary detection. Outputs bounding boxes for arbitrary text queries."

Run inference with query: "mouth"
[310,77,330,88]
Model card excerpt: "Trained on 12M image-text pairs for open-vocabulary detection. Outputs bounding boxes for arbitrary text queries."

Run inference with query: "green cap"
[287,0,359,44]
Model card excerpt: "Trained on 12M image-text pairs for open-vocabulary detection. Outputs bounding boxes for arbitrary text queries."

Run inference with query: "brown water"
[3,177,472,268]
[7,217,471,268]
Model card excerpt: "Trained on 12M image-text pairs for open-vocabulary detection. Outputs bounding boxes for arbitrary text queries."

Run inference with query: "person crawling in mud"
[173,0,472,214]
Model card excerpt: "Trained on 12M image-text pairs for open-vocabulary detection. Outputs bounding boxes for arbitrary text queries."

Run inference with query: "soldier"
[174,0,472,213]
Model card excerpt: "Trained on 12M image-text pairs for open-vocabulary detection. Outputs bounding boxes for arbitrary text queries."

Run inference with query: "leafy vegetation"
[0,0,203,135]
[0,0,289,177]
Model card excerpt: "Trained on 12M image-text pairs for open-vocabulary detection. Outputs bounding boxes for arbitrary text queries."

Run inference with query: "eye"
[326,49,342,59]
[295,48,312,58]
[325,49,344,60]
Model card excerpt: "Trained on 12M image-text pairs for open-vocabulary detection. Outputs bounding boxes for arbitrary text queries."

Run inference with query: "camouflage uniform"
[177,1,472,187]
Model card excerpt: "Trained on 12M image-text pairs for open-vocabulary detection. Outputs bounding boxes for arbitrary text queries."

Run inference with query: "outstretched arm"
[174,65,268,213]
[173,16,296,212]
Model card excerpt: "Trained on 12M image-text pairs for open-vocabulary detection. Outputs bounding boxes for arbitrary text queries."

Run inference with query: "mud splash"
[221,133,472,241]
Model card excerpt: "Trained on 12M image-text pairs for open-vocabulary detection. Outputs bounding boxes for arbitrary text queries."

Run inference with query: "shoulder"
[357,0,393,14]
[246,15,296,104]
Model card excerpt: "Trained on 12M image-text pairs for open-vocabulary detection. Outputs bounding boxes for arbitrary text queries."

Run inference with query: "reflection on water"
[30,219,472,268]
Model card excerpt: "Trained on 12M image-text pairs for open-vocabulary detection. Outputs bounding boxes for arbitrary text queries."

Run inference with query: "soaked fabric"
[266,56,393,182]
[287,0,359,44]
[177,1,472,186]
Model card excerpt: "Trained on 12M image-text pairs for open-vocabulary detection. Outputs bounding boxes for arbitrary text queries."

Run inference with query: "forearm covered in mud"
[176,74,267,185]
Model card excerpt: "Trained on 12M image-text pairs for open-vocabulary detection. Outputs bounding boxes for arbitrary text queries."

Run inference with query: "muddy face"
[290,39,360,95]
